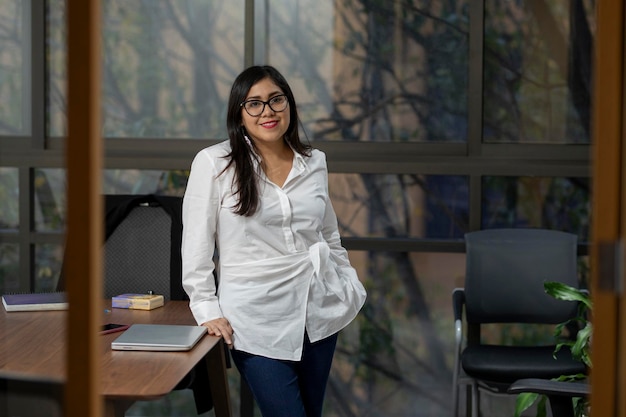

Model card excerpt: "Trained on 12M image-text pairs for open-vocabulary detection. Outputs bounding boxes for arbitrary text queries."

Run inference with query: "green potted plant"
[514,281,592,417]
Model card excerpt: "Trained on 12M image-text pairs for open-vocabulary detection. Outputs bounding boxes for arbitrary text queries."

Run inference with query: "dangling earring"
[241,127,252,147]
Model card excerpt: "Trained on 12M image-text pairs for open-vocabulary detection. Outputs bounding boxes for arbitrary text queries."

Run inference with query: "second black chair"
[451,228,587,417]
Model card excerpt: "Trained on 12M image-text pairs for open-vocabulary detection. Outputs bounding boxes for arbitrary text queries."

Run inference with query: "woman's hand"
[201,318,234,347]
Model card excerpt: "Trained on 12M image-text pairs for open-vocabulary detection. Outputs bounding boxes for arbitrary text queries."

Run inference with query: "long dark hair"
[224,65,311,216]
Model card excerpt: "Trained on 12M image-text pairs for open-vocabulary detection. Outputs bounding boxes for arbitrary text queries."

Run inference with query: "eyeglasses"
[240,94,289,117]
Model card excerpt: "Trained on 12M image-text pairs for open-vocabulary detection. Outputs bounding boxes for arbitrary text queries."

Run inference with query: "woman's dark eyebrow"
[245,91,284,100]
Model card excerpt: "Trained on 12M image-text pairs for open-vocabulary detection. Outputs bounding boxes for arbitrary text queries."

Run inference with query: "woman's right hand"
[201,318,234,347]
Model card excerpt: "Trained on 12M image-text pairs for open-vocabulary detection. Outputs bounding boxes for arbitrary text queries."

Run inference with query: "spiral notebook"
[111,324,206,351]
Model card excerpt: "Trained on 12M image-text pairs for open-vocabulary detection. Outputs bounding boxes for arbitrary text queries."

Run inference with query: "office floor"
[125,389,548,417]
[125,390,214,417]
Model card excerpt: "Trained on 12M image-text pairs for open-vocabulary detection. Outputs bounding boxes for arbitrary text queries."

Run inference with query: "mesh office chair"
[104,194,187,301]
[452,228,587,417]
[56,194,187,301]
[0,374,64,417]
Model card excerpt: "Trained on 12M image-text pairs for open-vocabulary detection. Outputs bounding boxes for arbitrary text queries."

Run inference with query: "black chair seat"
[462,344,587,385]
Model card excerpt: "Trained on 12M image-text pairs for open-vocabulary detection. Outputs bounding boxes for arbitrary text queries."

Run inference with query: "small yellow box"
[112,293,164,310]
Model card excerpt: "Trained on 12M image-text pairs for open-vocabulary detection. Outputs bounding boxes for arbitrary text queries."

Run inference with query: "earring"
[241,126,252,147]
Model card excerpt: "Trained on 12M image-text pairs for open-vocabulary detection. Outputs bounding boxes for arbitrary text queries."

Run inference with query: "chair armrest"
[452,288,465,350]
[508,378,589,398]
[452,288,465,322]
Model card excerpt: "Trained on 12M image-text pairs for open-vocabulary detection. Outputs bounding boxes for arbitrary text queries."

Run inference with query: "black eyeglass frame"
[240,94,289,117]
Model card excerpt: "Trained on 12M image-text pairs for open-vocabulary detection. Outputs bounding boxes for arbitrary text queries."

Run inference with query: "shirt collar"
[247,140,309,174]
[293,150,308,173]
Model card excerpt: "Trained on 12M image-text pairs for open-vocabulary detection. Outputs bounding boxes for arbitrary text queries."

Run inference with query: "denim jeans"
[230,332,338,417]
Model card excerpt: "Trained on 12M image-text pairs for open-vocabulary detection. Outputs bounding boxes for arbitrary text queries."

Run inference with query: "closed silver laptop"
[111,324,206,351]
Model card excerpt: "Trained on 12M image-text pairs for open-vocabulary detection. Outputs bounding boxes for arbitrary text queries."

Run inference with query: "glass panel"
[0,0,29,135]
[330,173,468,239]
[48,0,245,138]
[34,244,64,292]
[103,169,188,196]
[34,168,66,232]
[483,0,595,143]
[47,0,66,137]
[0,167,19,231]
[326,251,463,415]
[481,176,590,242]
[267,0,469,142]
[32,169,190,233]
[0,244,19,294]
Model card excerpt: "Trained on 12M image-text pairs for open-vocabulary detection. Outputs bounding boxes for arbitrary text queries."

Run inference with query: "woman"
[182,65,366,417]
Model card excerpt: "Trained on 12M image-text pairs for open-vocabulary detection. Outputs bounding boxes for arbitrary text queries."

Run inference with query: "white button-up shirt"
[182,140,366,360]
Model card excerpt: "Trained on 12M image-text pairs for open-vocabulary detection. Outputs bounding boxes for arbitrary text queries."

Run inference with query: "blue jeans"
[230,332,338,417]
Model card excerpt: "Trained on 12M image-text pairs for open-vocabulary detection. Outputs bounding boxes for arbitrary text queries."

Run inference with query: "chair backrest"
[464,228,579,324]
[0,374,64,417]
[103,194,186,301]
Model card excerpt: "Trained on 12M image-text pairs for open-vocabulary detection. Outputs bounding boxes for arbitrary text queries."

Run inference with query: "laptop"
[111,324,206,351]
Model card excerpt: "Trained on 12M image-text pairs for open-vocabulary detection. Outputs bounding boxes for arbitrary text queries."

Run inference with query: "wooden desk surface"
[0,301,232,415]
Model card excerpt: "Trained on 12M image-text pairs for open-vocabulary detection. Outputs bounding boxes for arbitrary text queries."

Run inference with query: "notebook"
[2,292,68,312]
[111,324,206,351]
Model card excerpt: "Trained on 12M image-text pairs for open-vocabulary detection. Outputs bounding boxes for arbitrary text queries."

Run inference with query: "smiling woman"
[182,65,366,417]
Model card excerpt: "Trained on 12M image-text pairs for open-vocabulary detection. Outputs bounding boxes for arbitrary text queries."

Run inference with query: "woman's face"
[241,77,290,148]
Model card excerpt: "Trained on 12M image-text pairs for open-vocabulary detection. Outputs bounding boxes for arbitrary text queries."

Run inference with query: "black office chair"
[56,194,188,301]
[451,228,587,417]
[0,373,64,417]
[103,194,187,301]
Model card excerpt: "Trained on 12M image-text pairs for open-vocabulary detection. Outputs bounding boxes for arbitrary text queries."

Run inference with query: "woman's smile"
[260,120,279,129]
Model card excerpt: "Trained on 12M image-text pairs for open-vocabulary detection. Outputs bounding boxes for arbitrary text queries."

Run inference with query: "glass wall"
[482,176,590,241]
[0,168,19,293]
[0,168,19,231]
[48,0,245,138]
[483,0,594,144]
[331,173,469,239]
[327,251,464,416]
[265,0,470,143]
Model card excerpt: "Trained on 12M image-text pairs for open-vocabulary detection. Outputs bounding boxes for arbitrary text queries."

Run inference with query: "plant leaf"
[554,374,586,382]
[544,282,592,309]
[571,322,592,362]
[536,395,547,417]
[514,392,539,417]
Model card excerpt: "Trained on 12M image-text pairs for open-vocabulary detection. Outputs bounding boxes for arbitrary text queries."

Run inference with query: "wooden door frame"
[590,2,624,416]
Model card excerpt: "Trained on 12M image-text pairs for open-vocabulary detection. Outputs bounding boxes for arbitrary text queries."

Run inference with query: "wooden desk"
[0,301,232,417]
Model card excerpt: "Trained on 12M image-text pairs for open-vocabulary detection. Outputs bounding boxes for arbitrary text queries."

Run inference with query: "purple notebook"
[1,292,68,312]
